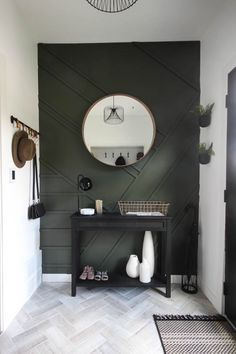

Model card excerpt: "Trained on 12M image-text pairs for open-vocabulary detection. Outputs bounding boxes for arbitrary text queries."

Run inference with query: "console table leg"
[71,229,79,296]
[165,220,171,298]
[166,275,171,298]
[72,280,76,297]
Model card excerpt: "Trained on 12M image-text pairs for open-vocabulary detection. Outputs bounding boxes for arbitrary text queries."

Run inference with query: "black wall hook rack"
[10,115,40,138]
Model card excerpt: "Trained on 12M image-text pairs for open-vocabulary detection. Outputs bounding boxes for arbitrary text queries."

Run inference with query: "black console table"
[71,213,172,298]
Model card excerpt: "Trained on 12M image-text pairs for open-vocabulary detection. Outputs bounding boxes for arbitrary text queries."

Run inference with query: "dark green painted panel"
[38,68,88,127]
[80,230,160,274]
[40,163,55,175]
[41,212,71,229]
[136,41,200,90]
[44,43,198,135]
[41,194,77,212]
[150,140,199,217]
[171,203,198,274]
[41,176,77,194]
[123,118,199,201]
[79,230,145,273]
[41,229,71,247]
[42,247,71,266]
[39,42,200,275]
[39,46,104,102]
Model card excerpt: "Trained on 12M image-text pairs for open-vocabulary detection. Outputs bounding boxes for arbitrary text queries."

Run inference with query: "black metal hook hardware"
[10,115,40,137]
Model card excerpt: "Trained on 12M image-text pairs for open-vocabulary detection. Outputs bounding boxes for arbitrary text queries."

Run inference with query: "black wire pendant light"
[104,96,124,125]
[86,0,138,13]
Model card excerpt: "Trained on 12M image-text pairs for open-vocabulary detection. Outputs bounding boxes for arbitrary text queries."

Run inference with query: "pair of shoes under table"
[79,265,95,280]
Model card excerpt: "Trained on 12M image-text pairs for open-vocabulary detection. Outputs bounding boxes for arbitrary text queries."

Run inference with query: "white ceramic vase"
[126,254,140,278]
[139,258,151,283]
[142,230,155,277]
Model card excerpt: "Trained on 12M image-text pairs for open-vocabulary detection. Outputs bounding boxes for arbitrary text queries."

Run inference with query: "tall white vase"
[139,258,151,283]
[142,231,155,277]
[126,255,140,278]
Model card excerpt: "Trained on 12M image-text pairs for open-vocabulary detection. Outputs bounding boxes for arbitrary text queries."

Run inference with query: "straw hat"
[12,131,36,168]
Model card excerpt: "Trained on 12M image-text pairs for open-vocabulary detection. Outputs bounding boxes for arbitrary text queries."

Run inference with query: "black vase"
[199,113,211,127]
[199,153,211,164]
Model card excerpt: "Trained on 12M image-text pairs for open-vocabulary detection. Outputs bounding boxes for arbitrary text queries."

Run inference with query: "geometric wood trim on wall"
[38,41,200,275]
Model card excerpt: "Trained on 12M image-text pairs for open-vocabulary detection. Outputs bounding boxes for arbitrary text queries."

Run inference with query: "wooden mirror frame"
[82,93,156,167]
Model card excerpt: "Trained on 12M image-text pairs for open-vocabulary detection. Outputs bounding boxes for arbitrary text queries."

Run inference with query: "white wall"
[0,0,40,329]
[85,114,153,152]
[0,54,5,333]
[14,0,224,43]
[200,0,236,313]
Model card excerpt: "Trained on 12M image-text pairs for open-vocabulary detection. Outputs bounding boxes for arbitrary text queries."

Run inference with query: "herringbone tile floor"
[0,283,216,354]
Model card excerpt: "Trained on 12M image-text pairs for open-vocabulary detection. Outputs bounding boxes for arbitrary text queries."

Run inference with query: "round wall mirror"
[82,94,156,167]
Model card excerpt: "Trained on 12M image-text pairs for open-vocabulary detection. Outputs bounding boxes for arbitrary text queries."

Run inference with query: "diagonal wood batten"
[38,42,200,275]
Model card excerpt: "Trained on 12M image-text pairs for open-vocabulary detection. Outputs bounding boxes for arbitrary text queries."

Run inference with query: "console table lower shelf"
[71,213,172,298]
[76,274,168,294]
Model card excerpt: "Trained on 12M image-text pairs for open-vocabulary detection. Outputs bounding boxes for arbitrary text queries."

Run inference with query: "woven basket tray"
[118,201,170,216]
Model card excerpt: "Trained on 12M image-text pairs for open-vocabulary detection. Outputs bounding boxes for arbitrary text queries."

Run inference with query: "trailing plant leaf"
[199,142,215,156]
[207,142,215,156]
[199,143,207,153]
[192,103,214,117]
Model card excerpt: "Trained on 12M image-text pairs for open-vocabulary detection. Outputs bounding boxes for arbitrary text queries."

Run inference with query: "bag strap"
[34,154,40,201]
[32,155,36,202]
[32,154,40,202]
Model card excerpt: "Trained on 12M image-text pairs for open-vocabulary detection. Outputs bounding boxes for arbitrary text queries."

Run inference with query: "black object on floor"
[181,204,198,294]
[153,314,236,354]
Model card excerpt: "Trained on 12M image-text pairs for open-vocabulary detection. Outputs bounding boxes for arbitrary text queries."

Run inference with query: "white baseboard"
[43,274,181,284]
[43,274,71,282]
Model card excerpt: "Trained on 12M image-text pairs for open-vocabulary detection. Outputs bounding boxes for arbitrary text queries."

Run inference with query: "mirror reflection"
[82,94,156,167]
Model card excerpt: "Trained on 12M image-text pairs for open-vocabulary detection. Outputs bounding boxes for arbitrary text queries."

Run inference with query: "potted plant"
[192,103,214,127]
[199,143,215,164]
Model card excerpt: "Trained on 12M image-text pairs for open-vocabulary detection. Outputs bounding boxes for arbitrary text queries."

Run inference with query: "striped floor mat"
[153,315,236,354]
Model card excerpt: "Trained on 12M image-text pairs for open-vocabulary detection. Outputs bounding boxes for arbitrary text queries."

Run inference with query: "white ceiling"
[14,0,224,43]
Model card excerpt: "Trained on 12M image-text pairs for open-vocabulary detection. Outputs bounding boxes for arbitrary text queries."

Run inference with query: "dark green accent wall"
[38,41,200,275]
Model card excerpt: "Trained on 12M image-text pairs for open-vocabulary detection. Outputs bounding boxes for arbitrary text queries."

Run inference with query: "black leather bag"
[28,201,45,219]
[28,155,46,219]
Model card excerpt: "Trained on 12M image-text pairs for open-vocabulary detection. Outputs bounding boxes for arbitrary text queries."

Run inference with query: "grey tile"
[1,283,216,354]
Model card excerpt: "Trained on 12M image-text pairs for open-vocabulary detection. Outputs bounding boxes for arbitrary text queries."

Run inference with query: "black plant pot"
[199,113,211,127]
[199,153,211,164]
